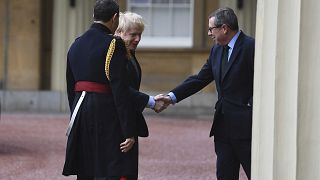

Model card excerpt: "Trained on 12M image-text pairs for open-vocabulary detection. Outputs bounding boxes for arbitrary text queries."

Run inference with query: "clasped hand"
[120,137,135,152]
[153,94,172,113]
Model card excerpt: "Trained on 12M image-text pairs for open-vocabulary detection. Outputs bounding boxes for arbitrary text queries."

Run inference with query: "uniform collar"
[91,23,113,34]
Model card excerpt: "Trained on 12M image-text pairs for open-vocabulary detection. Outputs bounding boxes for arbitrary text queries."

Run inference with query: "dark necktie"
[221,45,230,76]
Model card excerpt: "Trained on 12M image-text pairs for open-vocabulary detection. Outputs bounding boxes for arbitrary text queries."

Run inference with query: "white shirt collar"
[227,31,241,50]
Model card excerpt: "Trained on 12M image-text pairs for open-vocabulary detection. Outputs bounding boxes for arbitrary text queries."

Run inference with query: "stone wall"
[0,90,217,117]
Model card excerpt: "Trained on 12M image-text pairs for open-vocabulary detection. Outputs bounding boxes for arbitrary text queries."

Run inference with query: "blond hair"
[116,12,145,33]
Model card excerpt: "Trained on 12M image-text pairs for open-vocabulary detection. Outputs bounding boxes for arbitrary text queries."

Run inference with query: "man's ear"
[221,24,228,34]
[112,13,118,22]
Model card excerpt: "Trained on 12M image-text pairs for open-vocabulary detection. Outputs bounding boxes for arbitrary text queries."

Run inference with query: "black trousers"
[76,175,137,180]
[214,138,251,180]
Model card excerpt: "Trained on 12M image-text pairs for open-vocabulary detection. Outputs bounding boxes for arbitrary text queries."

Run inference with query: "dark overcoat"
[63,23,149,177]
[171,32,255,139]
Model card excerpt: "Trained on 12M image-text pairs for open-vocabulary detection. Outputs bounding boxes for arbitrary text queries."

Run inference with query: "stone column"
[252,0,320,179]
[51,0,68,91]
[51,0,94,91]
[297,0,320,179]
[51,0,94,111]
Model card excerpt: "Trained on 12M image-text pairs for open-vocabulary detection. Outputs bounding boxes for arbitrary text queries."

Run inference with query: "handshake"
[152,94,173,113]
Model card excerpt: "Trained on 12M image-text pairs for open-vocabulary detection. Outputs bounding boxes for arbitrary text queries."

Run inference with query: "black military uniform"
[63,23,149,178]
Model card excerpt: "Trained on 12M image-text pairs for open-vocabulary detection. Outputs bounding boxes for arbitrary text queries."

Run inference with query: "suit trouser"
[214,133,251,180]
[214,138,251,180]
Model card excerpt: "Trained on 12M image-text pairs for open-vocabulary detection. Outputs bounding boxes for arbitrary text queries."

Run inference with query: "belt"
[66,81,111,136]
[74,81,111,93]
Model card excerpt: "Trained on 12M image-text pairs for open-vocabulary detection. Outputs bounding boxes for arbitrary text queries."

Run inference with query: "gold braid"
[105,38,116,80]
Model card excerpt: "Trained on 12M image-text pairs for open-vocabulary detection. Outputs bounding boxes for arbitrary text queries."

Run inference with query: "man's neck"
[225,30,238,45]
[94,21,113,33]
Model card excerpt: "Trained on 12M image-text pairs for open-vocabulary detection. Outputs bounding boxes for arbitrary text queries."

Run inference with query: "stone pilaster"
[51,0,94,91]
[252,0,320,179]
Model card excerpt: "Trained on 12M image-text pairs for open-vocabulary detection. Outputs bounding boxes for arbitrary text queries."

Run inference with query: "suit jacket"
[171,32,255,139]
[127,51,149,137]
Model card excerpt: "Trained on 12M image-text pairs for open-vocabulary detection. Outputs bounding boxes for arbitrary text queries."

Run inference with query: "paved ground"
[0,113,247,180]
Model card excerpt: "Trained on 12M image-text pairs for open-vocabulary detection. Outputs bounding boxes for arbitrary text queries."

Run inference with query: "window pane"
[152,0,169,3]
[131,7,151,36]
[172,0,190,3]
[131,0,150,3]
[127,0,194,47]
[152,8,171,36]
[173,7,190,36]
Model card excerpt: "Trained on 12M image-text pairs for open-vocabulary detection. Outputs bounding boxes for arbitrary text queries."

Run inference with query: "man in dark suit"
[115,11,159,180]
[62,1,163,179]
[158,7,254,180]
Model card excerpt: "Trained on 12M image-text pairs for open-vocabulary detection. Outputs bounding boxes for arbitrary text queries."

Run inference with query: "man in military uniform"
[62,1,163,179]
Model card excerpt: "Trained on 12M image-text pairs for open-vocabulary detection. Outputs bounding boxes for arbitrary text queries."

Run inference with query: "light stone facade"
[252,0,320,179]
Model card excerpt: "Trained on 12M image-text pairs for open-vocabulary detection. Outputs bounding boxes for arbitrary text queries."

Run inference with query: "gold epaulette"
[105,38,116,80]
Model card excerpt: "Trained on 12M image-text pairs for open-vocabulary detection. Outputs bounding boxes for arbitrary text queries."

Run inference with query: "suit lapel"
[134,57,142,87]
[216,46,224,85]
[130,55,141,87]
[221,32,244,81]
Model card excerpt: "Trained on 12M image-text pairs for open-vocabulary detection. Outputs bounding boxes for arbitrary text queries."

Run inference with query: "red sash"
[74,81,111,93]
